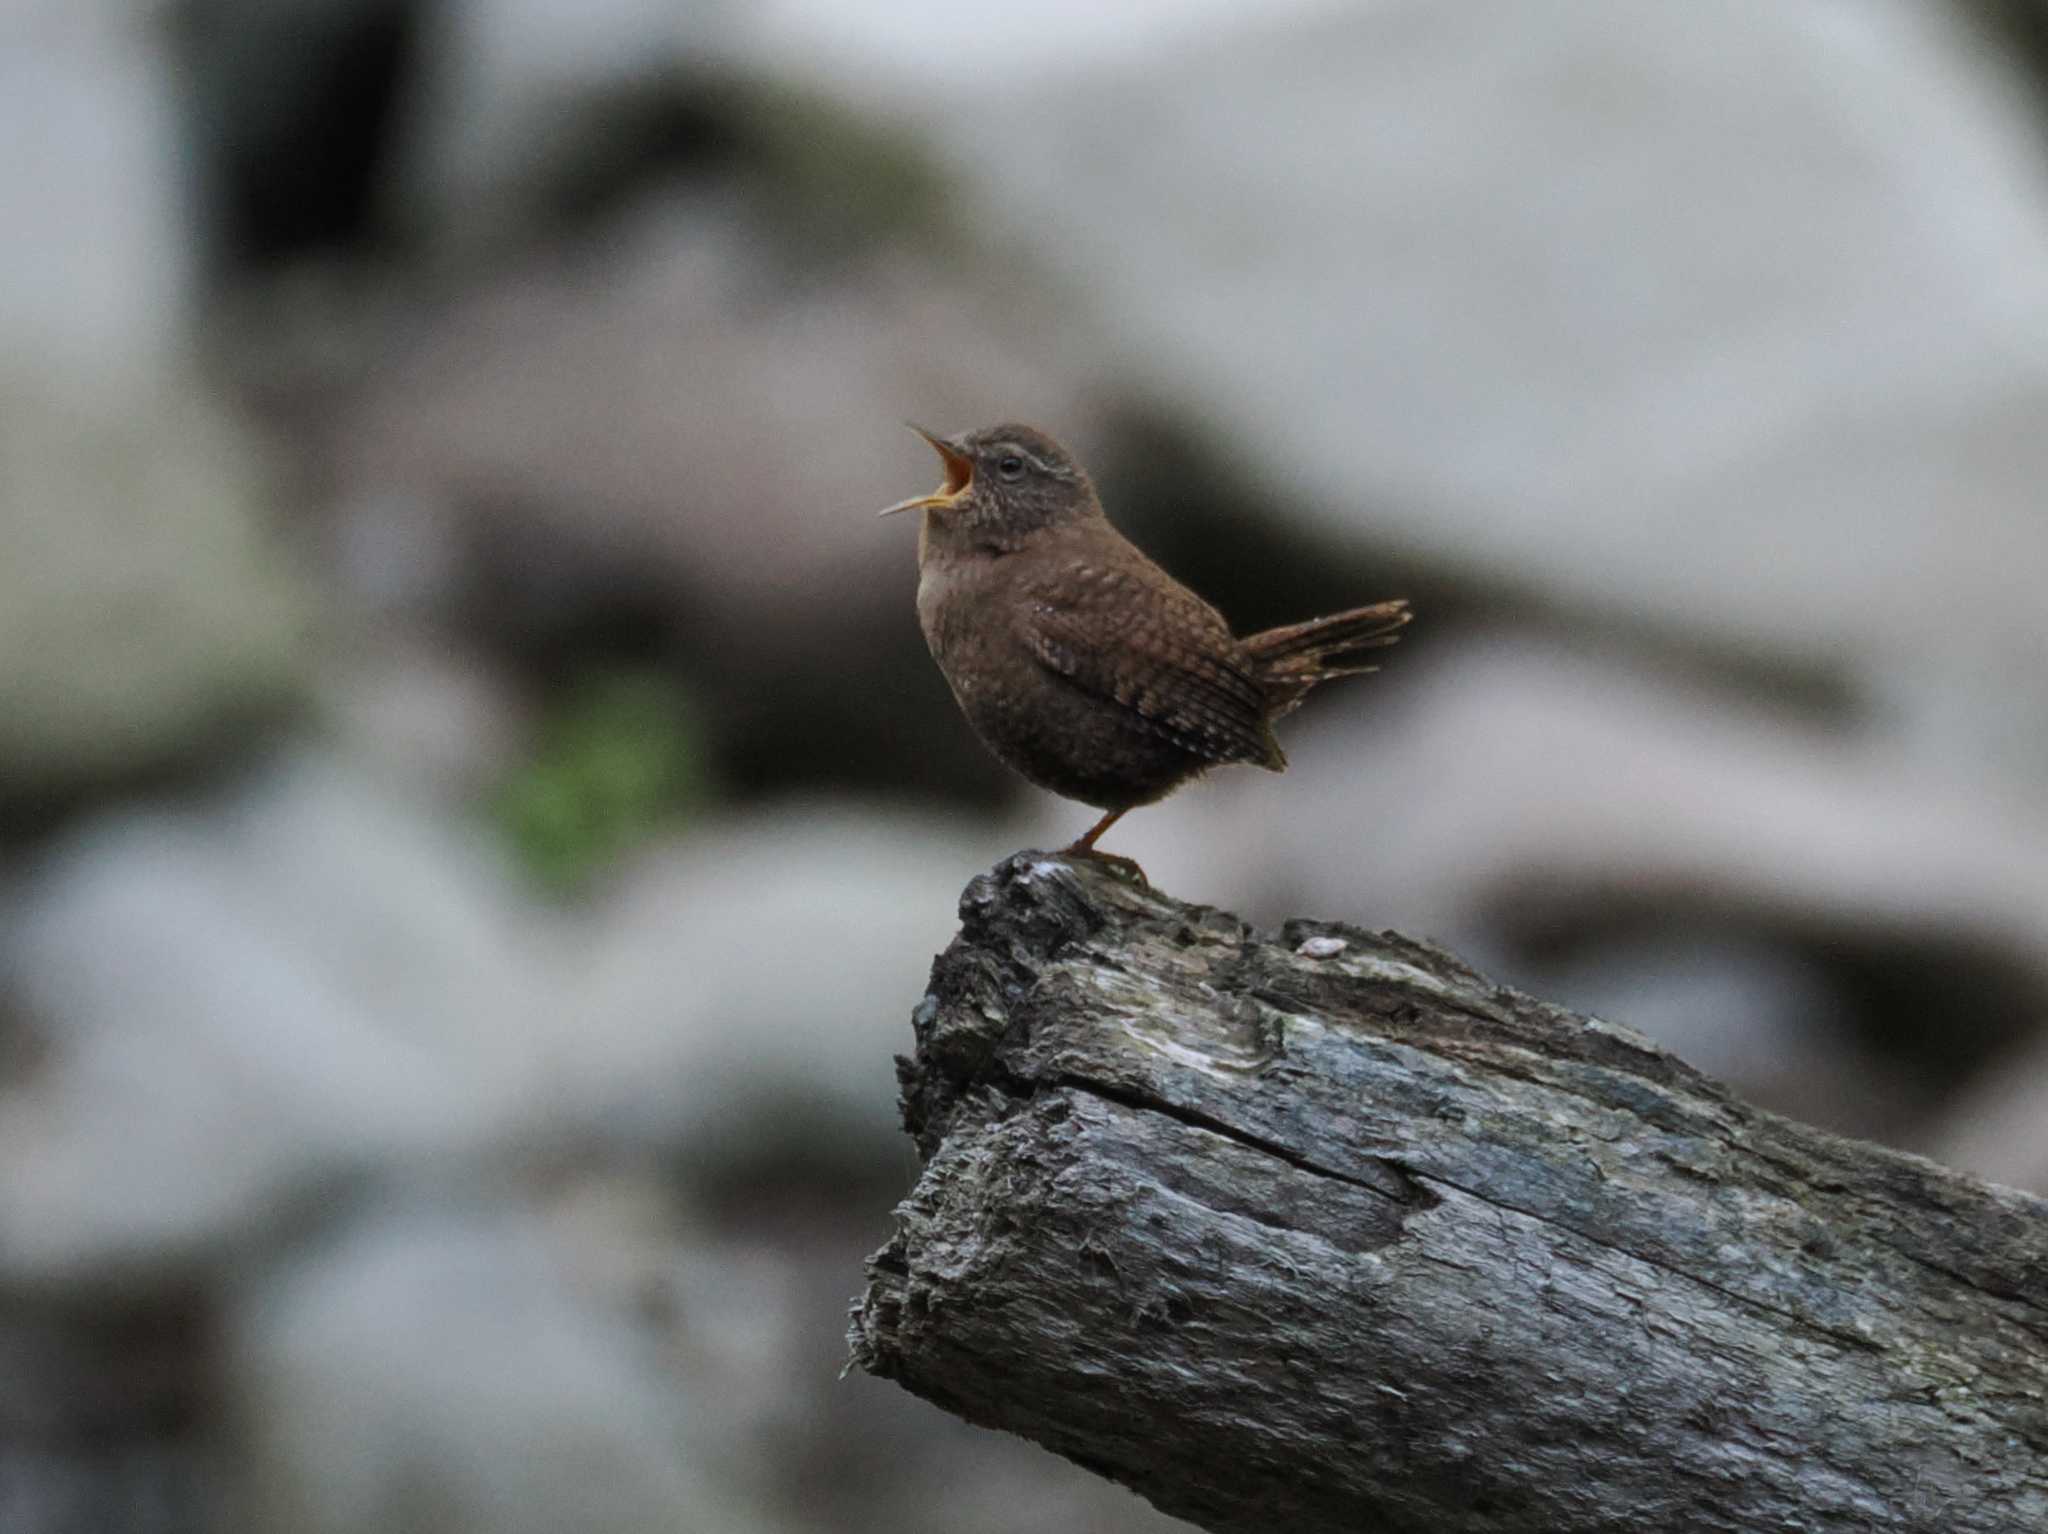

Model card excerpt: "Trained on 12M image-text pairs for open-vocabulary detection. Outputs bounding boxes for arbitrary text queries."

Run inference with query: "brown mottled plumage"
[880,424,1409,878]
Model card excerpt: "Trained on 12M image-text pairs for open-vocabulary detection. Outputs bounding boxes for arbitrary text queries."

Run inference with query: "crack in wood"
[1050,1070,1434,1209]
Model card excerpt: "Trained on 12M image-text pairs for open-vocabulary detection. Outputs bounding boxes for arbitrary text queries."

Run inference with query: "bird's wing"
[1021,559,1281,769]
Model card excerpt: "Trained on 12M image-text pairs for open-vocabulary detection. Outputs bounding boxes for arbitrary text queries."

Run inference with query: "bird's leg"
[1060,809,1148,885]
[1067,808,1125,854]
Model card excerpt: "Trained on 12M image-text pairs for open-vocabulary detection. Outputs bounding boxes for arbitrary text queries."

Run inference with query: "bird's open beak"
[878,425,973,516]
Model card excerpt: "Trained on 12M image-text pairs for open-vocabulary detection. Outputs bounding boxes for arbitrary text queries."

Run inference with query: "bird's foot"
[1060,845,1150,887]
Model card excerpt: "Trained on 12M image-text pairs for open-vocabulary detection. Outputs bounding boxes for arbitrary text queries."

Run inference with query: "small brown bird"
[881,424,1409,878]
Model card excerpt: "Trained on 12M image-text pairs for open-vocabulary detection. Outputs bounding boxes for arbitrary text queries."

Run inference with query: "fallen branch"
[849,853,2048,1534]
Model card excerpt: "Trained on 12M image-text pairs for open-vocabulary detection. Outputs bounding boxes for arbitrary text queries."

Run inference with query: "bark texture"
[849,853,2048,1534]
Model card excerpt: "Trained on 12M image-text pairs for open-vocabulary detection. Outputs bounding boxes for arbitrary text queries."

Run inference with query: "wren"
[881,424,1409,879]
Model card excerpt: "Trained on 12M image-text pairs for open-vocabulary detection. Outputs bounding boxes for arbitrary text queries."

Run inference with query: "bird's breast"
[914,559,956,651]
[915,548,1008,663]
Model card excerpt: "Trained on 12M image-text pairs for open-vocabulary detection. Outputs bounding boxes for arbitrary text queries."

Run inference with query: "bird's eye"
[996,454,1026,481]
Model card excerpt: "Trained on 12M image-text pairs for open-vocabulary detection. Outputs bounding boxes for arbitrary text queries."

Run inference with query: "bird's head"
[879,423,1098,545]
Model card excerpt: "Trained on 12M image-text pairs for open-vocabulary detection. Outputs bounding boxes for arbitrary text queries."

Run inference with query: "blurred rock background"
[4,1,2048,1530]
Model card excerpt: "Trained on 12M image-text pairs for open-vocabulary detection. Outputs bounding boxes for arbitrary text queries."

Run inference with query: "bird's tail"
[1245,599,1411,720]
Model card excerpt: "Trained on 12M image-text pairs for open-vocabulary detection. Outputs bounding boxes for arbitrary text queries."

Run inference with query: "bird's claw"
[1062,847,1150,887]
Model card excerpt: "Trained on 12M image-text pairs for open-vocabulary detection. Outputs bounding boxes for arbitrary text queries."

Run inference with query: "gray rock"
[0,2,192,377]
[325,196,1088,636]
[314,633,535,801]
[0,9,306,798]
[557,803,1013,1169]
[0,374,308,802]
[0,751,1025,1285]
[717,0,1312,91]
[393,0,721,256]
[228,1199,741,1534]
[0,753,550,1288]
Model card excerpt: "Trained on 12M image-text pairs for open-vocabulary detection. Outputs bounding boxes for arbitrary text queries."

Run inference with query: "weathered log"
[849,853,2048,1534]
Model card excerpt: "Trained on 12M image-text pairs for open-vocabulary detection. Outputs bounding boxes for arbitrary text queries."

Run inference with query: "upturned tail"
[1246,599,1412,726]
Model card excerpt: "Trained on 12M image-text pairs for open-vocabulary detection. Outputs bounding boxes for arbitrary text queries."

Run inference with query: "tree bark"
[848,853,2048,1534]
